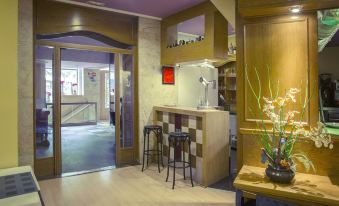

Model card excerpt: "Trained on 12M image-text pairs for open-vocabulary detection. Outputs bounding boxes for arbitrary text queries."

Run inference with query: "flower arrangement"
[245,67,333,177]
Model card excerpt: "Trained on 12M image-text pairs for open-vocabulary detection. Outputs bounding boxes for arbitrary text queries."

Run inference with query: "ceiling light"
[87,1,105,7]
[289,5,302,14]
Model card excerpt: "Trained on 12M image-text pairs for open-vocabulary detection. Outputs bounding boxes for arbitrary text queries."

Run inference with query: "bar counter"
[153,105,230,186]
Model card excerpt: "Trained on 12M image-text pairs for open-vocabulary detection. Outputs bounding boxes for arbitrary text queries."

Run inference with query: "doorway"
[60,48,115,174]
[34,37,136,178]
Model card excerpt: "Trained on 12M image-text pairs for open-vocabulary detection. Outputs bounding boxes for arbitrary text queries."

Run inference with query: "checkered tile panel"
[156,111,204,184]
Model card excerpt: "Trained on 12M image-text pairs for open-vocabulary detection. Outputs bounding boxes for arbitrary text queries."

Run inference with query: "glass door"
[116,53,136,164]
[34,45,56,177]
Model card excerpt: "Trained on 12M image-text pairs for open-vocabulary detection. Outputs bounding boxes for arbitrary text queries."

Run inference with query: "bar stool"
[142,125,164,173]
[166,132,194,189]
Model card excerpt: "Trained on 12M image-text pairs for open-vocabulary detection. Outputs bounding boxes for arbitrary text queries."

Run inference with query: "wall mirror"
[317,8,339,130]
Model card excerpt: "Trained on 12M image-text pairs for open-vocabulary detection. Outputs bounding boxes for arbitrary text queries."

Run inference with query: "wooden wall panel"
[238,14,318,130]
[236,12,323,173]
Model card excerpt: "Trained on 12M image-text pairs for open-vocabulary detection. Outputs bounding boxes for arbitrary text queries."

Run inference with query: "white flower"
[315,140,322,148]
[329,143,334,150]
[263,97,273,104]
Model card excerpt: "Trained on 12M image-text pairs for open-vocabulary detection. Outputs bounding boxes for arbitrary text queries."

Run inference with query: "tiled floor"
[61,122,115,173]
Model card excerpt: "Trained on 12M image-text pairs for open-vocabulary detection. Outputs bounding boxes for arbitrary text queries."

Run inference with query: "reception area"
[1,0,339,205]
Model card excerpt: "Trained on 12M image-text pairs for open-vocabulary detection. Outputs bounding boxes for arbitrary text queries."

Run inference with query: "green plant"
[245,66,333,172]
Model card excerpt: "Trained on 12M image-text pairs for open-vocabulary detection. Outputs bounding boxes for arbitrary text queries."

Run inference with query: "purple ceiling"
[72,0,206,18]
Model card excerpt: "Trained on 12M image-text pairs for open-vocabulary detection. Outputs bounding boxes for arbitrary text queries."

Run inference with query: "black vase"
[265,165,295,184]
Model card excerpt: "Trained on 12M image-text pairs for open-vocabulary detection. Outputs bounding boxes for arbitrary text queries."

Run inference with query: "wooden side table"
[234,165,339,206]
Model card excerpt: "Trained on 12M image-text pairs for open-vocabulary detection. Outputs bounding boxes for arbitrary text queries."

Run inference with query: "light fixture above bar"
[176,59,217,69]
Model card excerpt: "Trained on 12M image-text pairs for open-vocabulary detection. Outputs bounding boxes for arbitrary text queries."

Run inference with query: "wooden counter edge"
[153,106,228,117]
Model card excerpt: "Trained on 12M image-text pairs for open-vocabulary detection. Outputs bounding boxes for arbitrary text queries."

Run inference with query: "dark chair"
[142,125,164,173]
[166,132,194,189]
[36,109,50,147]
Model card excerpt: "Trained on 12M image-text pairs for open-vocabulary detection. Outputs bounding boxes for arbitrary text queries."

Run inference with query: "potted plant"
[245,67,333,184]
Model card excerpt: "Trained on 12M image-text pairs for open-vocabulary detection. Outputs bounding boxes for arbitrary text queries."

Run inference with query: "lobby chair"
[36,109,50,147]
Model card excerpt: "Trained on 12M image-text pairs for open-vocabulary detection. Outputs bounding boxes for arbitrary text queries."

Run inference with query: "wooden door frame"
[34,40,137,176]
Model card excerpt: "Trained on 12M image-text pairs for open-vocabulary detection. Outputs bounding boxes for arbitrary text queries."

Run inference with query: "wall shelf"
[161,2,228,65]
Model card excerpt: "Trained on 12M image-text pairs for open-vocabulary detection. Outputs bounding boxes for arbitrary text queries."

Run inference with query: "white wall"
[178,66,218,108]
[319,46,339,80]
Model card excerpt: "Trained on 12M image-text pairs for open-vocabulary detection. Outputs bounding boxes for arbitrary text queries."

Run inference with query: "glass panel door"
[120,54,134,148]
[34,45,55,177]
[116,53,135,164]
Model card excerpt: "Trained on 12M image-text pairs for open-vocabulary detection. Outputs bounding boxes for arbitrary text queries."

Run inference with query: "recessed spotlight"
[289,5,302,13]
[87,1,105,7]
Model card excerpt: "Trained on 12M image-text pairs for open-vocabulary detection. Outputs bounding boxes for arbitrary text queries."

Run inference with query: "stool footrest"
[168,160,192,169]
[143,150,161,155]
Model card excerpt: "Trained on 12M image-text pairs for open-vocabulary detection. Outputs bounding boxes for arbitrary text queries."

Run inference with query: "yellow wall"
[0,0,18,169]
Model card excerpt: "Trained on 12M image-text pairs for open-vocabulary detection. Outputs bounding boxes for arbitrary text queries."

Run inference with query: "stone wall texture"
[138,18,178,162]
[18,0,34,166]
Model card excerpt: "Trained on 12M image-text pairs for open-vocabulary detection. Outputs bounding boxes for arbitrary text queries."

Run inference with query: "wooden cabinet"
[161,1,228,65]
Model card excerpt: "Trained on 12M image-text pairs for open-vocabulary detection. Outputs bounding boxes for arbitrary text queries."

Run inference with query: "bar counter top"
[153,105,228,117]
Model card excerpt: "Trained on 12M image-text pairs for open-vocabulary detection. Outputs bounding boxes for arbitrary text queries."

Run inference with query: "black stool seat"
[142,125,164,173]
[168,132,189,140]
[166,132,194,189]
[144,125,162,130]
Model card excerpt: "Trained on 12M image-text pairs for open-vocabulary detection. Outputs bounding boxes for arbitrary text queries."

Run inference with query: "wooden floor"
[39,165,235,206]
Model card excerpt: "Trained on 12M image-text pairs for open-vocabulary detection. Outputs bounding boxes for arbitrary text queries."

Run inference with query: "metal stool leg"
[156,131,161,173]
[146,131,150,167]
[160,129,164,167]
[166,139,170,182]
[188,139,194,187]
[182,141,186,180]
[172,139,176,190]
[142,129,146,172]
